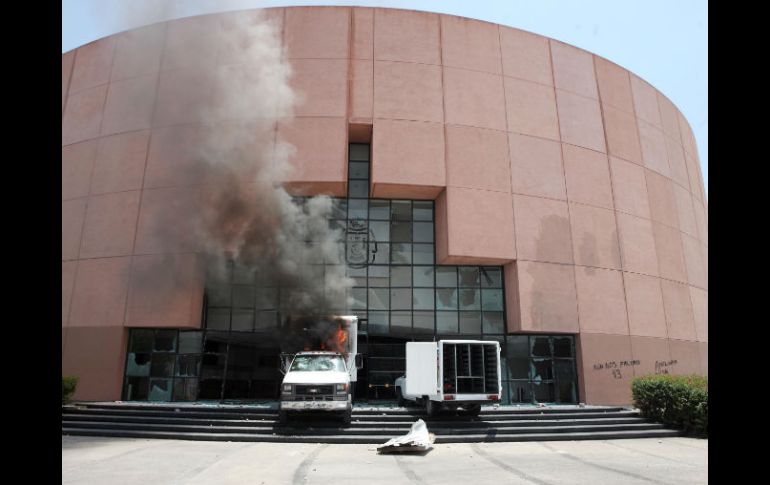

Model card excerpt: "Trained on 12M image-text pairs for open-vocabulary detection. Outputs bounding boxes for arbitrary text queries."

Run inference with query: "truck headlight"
[282,384,293,394]
[336,383,348,394]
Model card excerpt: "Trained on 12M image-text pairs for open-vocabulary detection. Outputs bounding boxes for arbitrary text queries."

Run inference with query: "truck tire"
[341,411,352,426]
[426,399,438,418]
[396,387,406,407]
[278,411,288,425]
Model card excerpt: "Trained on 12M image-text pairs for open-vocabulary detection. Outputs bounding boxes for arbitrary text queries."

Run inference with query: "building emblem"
[346,219,378,269]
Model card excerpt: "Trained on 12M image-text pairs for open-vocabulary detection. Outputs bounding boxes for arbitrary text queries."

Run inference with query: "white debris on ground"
[377,419,436,454]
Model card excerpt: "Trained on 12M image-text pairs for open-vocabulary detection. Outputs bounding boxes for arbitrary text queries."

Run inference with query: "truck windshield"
[290,355,347,372]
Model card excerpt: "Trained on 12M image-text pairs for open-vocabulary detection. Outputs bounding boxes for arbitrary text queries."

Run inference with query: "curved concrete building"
[62,6,707,405]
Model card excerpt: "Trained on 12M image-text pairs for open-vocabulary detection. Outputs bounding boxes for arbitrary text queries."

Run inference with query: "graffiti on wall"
[592,360,641,379]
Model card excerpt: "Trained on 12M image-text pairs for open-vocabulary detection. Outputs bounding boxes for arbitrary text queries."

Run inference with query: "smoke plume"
[193,11,353,315]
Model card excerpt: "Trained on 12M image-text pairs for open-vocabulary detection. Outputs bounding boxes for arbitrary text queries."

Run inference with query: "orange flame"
[336,326,347,346]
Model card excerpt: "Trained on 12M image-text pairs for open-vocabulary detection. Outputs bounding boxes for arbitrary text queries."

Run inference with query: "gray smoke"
[193,11,353,315]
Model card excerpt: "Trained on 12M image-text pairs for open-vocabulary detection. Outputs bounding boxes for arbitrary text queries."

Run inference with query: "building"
[61,6,708,406]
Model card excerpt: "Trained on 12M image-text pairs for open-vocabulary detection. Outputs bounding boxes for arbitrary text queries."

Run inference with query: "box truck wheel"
[426,399,438,417]
[341,410,352,425]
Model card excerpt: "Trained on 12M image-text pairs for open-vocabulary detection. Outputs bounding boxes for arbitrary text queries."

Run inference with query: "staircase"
[62,403,682,443]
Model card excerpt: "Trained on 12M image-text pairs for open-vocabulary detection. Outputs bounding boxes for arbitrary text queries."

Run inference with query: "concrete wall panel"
[513,195,573,264]
[499,27,552,86]
[63,326,127,401]
[285,7,350,59]
[575,266,628,335]
[623,272,668,338]
[513,261,579,333]
[509,134,566,200]
[578,333,634,405]
[441,16,502,74]
[69,257,131,328]
[562,144,614,210]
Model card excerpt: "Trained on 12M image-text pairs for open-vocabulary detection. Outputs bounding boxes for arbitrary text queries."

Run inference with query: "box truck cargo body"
[395,340,501,416]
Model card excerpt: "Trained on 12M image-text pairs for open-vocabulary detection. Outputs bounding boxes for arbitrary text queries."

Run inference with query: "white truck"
[278,315,362,425]
[395,340,501,417]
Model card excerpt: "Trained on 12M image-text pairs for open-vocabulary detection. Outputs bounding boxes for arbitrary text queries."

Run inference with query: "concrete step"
[63,420,667,436]
[63,407,641,422]
[61,427,683,444]
[61,413,649,429]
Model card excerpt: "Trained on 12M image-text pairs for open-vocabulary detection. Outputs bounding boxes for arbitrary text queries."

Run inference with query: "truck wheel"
[396,388,406,407]
[278,411,288,425]
[426,399,438,418]
[341,411,352,426]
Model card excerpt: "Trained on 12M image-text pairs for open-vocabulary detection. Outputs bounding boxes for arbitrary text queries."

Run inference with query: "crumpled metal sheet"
[377,419,436,453]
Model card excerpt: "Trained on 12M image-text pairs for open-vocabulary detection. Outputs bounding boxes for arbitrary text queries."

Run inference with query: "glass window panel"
[231,309,254,331]
[555,360,577,403]
[506,358,530,379]
[348,180,369,198]
[154,330,177,352]
[459,267,480,287]
[206,307,230,330]
[173,378,188,401]
[255,311,278,330]
[207,285,231,307]
[480,267,502,288]
[412,288,434,310]
[391,201,411,221]
[232,265,255,284]
[348,199,368,219]
[125,377,148,401]
[369,241,390,264]
[148,378,172,401]
[369,200,390,220]
[348,161,369,179]
[368,265,389,287]
[412,244,434,264]
[413,266,434,287]
[437,311,458,333]
[391,311,412,332]
[232,286,254,308]
[370,221,389,242]
[349,144,370,161]
[459,288,480,310]
[391,221,412,242]
[129,330,153,353]
[436,267,457,287]
[203,332,229,354]
[531,359,554,380]
[256,287,278,310]
[368,288,389,310]
[391,243,412,264]
[459,311,481,334]
[413,201,433,221]
[553,337,574,358]
[150,354,175,377]
[176,355,201,377]
[481,289,503,311]
[509,380,531,403]
[436,288,458,310]
[412,222,433,243]
[126,353,151,376]
[413,311,434,333]
[368,311,389,334]
[533,381,555,402]
[331,198,348,219]
[390,266,411,287]
[178,331,203,354]
[506,336,529,359]
[531,337,551,357]
[390,288,411,310]
[350,288,367,310]
[482,312,504,334]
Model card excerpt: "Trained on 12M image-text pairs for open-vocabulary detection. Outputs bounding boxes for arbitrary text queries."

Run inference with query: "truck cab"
[278,315,361,425]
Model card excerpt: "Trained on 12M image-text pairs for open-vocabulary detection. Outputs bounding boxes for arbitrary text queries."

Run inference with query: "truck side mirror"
[355,353,364,369]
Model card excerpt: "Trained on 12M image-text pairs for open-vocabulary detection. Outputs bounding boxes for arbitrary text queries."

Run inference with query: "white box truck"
[278,315,362,425]
[395,340,501,416]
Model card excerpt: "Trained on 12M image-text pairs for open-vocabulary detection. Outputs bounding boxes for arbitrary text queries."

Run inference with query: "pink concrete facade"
[62,7,707,404]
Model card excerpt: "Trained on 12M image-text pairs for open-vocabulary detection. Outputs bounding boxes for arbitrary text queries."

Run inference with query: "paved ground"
[62,436,707,485]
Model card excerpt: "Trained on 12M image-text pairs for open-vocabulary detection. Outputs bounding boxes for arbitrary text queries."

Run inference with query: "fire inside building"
[62,6,707,407]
